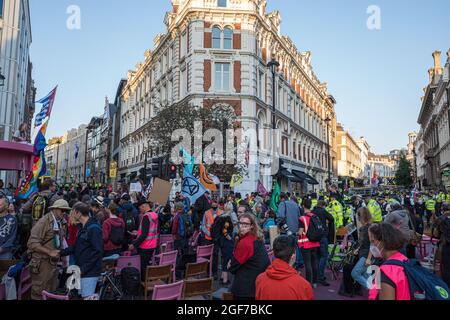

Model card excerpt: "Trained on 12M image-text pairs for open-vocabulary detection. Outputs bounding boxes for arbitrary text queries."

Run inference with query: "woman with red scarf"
[228,213,270,300]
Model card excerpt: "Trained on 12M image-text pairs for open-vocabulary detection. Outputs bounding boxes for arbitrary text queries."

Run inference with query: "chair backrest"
[17,265,32,300]
[42,290,69,300]
[0,283,5,301]
[159,234,174,244]
[185,261,209,279]
[183,278,214,299]
[196,244,214,259]
[116,255,141,273]
[159,250,178,266]
[189,231,201,247]
[152,280,184,300]
[222,292,234,300]
[145,264,172,283]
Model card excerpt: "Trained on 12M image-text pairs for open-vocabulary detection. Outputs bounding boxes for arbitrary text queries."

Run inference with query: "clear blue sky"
[30,0,450,154]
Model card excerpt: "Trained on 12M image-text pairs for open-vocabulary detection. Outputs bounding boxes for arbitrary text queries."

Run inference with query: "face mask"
[370,244,383,258]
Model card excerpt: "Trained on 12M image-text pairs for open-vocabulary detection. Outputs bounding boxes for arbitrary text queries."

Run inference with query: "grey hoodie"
[385,209,412,239]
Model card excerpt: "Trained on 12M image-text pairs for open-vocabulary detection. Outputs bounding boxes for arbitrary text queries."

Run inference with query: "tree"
[146,101,246,182]
[395,154,413,187]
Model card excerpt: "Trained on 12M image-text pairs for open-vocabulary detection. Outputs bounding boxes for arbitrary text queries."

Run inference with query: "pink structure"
[0,141,34,172]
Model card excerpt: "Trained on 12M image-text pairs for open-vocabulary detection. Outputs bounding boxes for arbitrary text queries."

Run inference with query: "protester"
[228,213,270,300]
[312,200,335,285]
[261,209,276,245]
[129,198,158,280]
[102,202,125,257]
[0,196,17,260]
[119,193,139,250]
[22,179,60,225]
[297,198,321,287]
[351,207,373,289]
[193,191,212,230]
[368,222,410,300]
[435,202,450,287]
[90,196,109,225]
[27,199,70,300]
[60,202,103,299]
[256,235,314,300]
[172,202,192,258]
[200,199,221,278]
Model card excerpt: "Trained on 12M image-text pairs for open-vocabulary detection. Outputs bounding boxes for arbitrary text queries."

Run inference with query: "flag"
[74,143,79,160]
[371,167,378,187]
[180,146,195,175]
[15,172,37,199]
[199,164,218,191]
[257,180,268,197]
[182,169,207,207]
[270,182,281,213]
[33,122,48,155]
[143,177,154,198]
[230,174,243,188]
[34,86,57,127]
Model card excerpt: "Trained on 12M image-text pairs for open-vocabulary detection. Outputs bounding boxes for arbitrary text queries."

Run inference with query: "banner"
[199,164,217,191]
[270,182,281,213]
[257,180,268,197]
[180,146,196,175]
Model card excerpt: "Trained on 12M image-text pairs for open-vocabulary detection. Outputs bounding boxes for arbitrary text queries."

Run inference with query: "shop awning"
[0,141,33,172]
[280,169,303,183]
[292,169,319,185]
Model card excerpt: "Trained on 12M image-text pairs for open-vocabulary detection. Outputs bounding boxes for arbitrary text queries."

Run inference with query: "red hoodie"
[256,258,314,300]
[102,217,125,251]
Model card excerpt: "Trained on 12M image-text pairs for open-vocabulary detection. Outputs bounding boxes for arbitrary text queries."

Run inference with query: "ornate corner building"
[117,0,338,193]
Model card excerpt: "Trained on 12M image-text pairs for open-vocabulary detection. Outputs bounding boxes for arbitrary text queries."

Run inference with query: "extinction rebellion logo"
[436,286,449,299]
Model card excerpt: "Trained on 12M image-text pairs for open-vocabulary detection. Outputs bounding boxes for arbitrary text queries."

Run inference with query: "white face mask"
[370,244,383,258]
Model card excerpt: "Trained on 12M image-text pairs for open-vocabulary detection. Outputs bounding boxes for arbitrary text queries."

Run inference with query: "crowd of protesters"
[1,176,450,301]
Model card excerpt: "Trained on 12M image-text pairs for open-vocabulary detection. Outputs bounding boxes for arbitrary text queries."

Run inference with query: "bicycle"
[98,256,123,300]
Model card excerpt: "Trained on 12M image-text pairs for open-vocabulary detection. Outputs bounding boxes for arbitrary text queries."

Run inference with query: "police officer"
[27,199,70,300]
[365,194,383,223]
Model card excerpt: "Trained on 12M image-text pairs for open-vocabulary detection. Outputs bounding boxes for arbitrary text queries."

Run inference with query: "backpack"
[178,214,193,239]
[384,259,450,300]
[122,208,136,233]
[109,225,125,246]
[120,267,141,298]
[302,213,325,242]
[32,194,50,222]
[210,215,223,242]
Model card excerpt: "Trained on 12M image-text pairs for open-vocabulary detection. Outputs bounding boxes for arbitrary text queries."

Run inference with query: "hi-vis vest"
[326,200,343,229]
[368,199,382,222]
[137,211,158,249]
[203,209,221,241]
[426,199,436,211]
[446,193,450,202]
[311,199,318,210]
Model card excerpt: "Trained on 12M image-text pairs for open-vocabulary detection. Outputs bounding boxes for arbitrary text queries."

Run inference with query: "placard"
[269,226,279,249]
[147,178,172,205]
[130,182,142,193]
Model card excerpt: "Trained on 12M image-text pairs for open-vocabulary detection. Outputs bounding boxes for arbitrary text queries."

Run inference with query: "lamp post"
[55,139,62,184]
[324,116,332,186]
[267,57,280,130]
[0,68,5,87]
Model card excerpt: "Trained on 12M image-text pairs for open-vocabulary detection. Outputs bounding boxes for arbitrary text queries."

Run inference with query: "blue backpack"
[384,259,450,300]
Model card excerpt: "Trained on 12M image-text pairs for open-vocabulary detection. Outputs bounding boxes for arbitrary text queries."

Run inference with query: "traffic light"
[169,163,177,179]
[151,157,162,178]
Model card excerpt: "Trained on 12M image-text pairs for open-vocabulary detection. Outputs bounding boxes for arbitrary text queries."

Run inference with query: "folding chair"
[152,280,184,300]
[141,264,172,300]
[185,261,209,280]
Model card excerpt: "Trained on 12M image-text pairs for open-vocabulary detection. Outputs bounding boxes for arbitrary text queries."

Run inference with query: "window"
[212,27,221,49]
[181,31,187,57]
[223,27,233,49]
[215,63,230,91]
[0,0,3,18]
[218,0,227,7]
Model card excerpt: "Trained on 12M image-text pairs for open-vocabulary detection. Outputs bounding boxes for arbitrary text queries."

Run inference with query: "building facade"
[336,124,362,179]
[355,137,371,183]
[368,152,396,184]
[417,50,450,189]
[0,0,33,183]
[117,0,338,194]
[45,125,87,185]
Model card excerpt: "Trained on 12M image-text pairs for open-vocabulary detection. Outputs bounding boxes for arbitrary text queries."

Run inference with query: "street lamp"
[324,116,332,186]
[0,68,5,87]
[55,139,62,184]
[267,57,280,130]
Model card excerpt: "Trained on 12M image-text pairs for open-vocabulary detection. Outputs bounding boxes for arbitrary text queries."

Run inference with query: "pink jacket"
[297,213,320,249]
[369,252,411,300]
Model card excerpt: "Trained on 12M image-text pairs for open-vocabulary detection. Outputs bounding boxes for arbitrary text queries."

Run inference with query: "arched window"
[223,27,233,49]
[212,26,221,49]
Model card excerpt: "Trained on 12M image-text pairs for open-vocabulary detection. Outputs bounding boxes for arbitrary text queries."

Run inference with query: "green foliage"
[395,154,413,187]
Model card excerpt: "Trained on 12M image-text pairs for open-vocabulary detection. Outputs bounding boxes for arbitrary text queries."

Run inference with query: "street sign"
[110,161,117,178]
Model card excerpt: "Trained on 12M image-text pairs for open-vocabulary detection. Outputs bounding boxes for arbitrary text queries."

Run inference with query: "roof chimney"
[432,50,442,75]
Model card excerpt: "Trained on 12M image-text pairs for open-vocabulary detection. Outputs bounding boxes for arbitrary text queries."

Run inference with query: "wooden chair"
[222,292,234,300]
[182,278,214,300]
[185,261,209,280]
[141,264,172,300]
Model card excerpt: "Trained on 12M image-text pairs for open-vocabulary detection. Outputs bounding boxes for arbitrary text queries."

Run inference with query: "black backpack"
[122,208,136,233]
[120,267,141,297]
[302,213,325,242]
[109,225,125,245]
[182,213,193,239]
